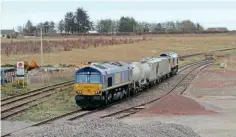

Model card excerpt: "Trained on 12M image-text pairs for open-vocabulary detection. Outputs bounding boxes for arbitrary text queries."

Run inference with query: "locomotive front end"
[74,66,104,109]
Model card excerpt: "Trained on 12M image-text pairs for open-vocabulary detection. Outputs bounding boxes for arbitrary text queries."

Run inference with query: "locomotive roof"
[141,57,168,63]
[160,52,178,58]
[76,61,131,75]
[146,57,162,63]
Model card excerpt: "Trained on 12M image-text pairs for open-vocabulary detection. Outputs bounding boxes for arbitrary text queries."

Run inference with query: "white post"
[140,45,143,58]
[40,27,43,66]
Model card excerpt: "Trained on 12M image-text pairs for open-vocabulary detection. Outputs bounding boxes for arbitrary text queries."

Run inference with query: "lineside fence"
[25,68,77,85]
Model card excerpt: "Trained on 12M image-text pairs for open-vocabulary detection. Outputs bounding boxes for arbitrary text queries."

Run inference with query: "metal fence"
[1,67,16,86]
[26,68,77,85]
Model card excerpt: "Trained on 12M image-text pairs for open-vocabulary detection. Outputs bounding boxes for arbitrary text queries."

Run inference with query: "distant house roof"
[1,29,16,35]
[48,29,57,34]
[88,30,98,33]
[206,27,228,31]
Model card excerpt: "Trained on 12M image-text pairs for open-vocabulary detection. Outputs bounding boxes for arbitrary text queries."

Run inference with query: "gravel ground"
[1,120,35,135]
[69,74,186,122]
[10,118,201,137]
[104,74,185,112]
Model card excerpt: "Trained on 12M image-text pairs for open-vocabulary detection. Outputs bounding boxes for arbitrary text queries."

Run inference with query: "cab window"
[77,74,88,83]
[89,75,101,84]
[76,74,101,84]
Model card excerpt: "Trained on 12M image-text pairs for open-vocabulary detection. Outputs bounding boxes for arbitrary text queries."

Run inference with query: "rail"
[1,81,73,120]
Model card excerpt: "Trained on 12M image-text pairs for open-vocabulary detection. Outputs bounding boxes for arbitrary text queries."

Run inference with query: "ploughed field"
[1,34,235,65]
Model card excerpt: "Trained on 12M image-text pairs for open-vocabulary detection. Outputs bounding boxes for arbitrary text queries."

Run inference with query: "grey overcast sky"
[1,0,236,30]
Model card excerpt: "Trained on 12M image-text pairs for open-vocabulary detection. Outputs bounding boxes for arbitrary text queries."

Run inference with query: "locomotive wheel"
[123,89,127,99]
[160,78,162,82]
[104,92,111,105]
[108,92,113,103]
[127,88,131,97]
[148,83,152,88]
[81,106,88,110]
[104,94,108,105]
[119,91,124,100]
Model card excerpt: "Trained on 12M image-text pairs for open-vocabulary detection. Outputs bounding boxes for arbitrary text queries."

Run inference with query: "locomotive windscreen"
[76,74,101,84]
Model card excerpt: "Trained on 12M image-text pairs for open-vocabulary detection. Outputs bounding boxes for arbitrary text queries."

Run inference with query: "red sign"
[18,62,22,67]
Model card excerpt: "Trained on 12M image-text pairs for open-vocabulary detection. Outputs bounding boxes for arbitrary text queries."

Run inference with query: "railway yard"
[1,34,236,137]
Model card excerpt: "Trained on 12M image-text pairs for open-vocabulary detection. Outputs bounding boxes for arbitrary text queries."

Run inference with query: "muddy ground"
[121,58,236,137]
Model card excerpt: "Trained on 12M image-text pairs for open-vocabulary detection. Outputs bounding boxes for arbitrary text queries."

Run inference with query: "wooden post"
[23,79,25,88]
[40,27,43,66]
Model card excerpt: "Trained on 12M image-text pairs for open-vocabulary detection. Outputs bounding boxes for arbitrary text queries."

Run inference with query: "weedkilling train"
[74,52,179,109]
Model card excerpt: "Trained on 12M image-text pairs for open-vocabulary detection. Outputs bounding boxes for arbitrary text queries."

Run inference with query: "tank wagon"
[74,52,179,109]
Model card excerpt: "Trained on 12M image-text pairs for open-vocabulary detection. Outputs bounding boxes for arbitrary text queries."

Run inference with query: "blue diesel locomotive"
[74,62,133,108]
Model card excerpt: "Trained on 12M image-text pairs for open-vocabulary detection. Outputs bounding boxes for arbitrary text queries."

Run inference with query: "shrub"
[12,79,28,88]
[1,82,29,96]
[1,64,15,67]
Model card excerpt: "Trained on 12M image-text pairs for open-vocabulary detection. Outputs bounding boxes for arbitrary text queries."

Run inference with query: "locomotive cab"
[74,67,103,95]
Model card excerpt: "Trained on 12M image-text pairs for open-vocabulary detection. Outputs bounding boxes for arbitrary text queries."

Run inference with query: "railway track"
[1,60,212,137]
[1,81,73,120]
[0,53,221,120]
[179,47,236,58]
[99,61,213,119]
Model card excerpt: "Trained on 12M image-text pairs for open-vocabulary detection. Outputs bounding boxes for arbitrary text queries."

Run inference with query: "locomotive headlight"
[76,90,82,94]
[95,90,101,94]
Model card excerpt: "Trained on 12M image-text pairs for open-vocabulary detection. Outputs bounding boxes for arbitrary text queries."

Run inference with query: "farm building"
[88,30,98,33]
[1,29,18,38]
[206,27,228,32]
[47,29,57,35]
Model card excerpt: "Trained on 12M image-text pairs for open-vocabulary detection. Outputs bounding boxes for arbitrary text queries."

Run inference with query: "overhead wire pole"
[40,27,43,66]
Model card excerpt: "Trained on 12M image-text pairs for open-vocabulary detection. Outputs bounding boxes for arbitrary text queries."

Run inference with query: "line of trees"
[17,20,56,35]
[17,7,205,35]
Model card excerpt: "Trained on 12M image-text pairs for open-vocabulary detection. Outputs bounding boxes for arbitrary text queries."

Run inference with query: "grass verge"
[209,50,236,70]
[11,86,79,122]
[1,77,74,99]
